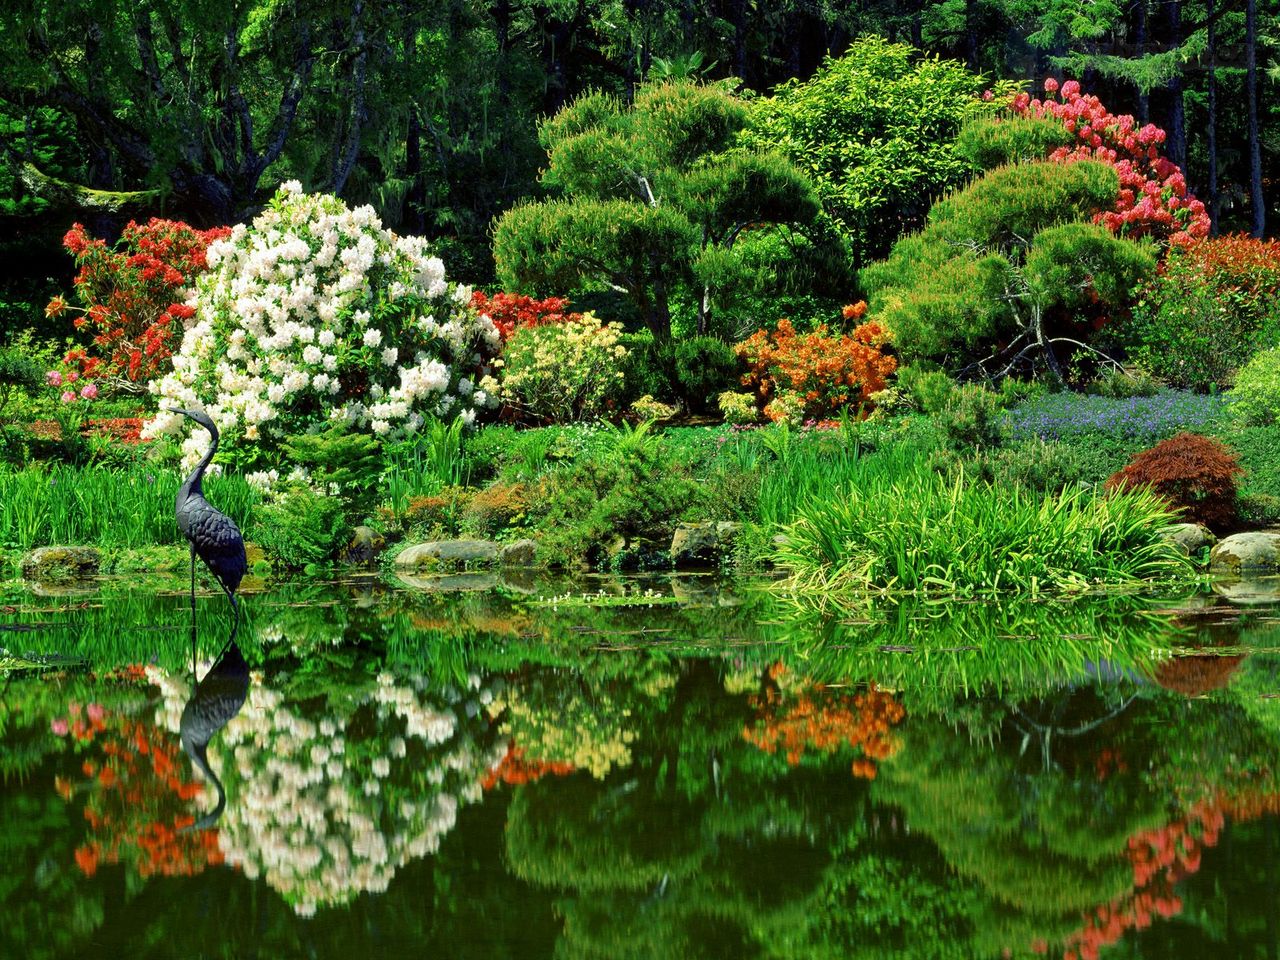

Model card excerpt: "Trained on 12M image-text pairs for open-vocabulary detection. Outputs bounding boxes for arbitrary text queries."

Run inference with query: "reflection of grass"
[533,588,680,609]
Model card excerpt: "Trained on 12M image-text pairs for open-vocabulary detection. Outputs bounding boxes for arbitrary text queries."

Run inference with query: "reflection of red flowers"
[1152,655,1245,697]
[482,742,575,789]
[743,666,905,778]
[56,700,225,879]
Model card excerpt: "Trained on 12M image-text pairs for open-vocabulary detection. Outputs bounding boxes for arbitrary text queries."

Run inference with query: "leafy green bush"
[283,424,384,519]
[748,37,1017,265]
[493,80,824,340]
[1230,348,1280,425]
[1116,236,1280,391]
[862,161,1153,375]
[254,486,348,570]
[954,116,1074,171]
[620,331,676,403]
[0,343,41,419]
[673,336,739,413]
[502,315,629,423]
[936,385,1005,450]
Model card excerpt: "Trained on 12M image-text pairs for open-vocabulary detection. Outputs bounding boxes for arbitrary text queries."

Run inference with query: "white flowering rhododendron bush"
[143,182,502,470]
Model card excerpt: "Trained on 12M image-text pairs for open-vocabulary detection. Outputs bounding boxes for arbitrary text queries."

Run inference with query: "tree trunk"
[1134,0,1149,123]
[331,0,368,195]
[1246,0,1265,237]
[1207,0,1219,234]
[964,0,979,69]
[1164,0,1187,173]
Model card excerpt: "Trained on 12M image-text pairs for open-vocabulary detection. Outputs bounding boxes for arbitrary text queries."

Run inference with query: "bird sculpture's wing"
[184,497,248,593]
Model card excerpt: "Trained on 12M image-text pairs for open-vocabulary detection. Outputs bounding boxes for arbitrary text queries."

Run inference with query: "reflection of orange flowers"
[59,706,226,879]
[743,667,905,778]
[482,742,575,789]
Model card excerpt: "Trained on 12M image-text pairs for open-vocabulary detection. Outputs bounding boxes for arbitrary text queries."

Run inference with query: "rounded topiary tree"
[144,182,501,471]
[1105,433,1243,530]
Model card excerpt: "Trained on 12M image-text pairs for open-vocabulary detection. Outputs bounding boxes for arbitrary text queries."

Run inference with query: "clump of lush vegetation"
[1120,236,1280,391]
[776,455,1190,595]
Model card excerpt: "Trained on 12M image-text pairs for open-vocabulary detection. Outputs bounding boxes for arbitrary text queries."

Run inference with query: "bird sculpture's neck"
[185,741,227,830]
[180,417,219,498]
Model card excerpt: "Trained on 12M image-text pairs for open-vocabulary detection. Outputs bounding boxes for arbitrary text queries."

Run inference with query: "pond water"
[3,573,1280,959]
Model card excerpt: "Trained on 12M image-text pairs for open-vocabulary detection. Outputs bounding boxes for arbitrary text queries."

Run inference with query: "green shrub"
[974,439,1090,494]
[748,37,1017,264]
[673,336,739,413]
[0,342,41,419]
[620,331,676,404]
[954,116,1074,171]
[283,424,384,520]
[862,161,1154,374]
[937,385,1005,450]
[1116,236,1280,391]
[502,315,629,423]
[1230,348,1280,425]
[255,486,348,570]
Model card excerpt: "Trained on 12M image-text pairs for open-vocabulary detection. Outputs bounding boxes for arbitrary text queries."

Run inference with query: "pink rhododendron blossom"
[60,390,76,403]
[80,383,98,400]
[46,370,63,387]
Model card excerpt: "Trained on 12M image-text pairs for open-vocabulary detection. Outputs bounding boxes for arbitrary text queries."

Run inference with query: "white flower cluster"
[142,182,501,470]
[150,663,503,916]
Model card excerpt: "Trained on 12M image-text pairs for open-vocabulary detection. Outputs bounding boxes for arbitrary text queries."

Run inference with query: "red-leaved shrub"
[1104,433,1243,530]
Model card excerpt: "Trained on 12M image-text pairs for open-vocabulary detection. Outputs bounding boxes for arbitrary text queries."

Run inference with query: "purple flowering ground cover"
[1004,390,1227,442]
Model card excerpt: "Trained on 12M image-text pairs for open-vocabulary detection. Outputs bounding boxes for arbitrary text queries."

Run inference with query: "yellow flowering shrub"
[501,313,628,423]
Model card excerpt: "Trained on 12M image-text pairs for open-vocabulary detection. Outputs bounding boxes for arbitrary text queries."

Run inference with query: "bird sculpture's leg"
[228,591,240,645]
[189,543,197,683]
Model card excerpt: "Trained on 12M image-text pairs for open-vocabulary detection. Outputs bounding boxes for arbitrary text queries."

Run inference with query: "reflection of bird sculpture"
[167,408,248,641]
[180,637,250,830]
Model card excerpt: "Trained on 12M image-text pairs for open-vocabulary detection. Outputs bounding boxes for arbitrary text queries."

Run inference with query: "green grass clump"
[0,463,259,551]
[774,460,1193,596]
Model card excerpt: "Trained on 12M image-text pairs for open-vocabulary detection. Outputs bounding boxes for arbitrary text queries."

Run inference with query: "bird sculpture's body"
[168,408,248,640]
[180,638,250,829]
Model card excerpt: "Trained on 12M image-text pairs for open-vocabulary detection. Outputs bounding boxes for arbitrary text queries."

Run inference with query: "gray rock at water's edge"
[499,539,539,567]
[343,526,386,566]
[395,540,499,570]
[1209,532,1280,574]
[1158,522,1216,556]
[22,546,101,581]
[670,521,743,566]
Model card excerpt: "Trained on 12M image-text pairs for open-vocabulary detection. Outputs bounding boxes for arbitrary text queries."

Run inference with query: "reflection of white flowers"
[151,663,503,916]
[142,185,502,473]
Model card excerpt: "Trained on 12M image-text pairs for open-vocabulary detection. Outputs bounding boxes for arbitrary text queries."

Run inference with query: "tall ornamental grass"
[0,465,259,550]
[775,461,1192,595]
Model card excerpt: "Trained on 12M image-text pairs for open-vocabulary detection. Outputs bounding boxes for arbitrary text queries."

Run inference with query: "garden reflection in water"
[3,574,1280,959]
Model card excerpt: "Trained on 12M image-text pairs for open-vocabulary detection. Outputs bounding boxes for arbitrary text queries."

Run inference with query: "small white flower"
[362,328,383,348]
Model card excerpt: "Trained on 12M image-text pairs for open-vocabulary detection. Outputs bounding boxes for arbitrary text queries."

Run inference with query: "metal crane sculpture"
[179,631,250,830]
[167,408,248,643]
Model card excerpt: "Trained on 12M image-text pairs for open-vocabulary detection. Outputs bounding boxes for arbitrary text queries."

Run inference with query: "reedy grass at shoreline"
[773,459,1195,597]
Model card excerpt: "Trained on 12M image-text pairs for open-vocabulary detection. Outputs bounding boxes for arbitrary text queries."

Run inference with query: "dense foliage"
[493,80,826,340]
[1121,235,1280,390]
[861,159,1155,376]
[749,37,1018,266]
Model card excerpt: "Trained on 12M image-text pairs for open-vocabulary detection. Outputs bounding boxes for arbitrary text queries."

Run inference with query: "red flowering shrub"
[736,304,896,423]
[1121,234,1280,390]
[48,219,230,384]
[470,291,583,342]
[1011,79,1209,246]
[1104,433,1243,530]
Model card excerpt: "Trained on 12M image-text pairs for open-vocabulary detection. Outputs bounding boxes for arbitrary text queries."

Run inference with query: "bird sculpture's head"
[165,407,217,433]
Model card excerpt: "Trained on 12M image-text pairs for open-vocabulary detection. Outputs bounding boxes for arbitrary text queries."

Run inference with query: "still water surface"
[3,573,1280,959]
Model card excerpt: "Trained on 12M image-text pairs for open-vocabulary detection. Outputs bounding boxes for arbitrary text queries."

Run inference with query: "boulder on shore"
[1158,523,1216,556]
[1209,532,1280,575]
[22,546,101,581]
[395,540,499,570]
[670,521,742,567]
